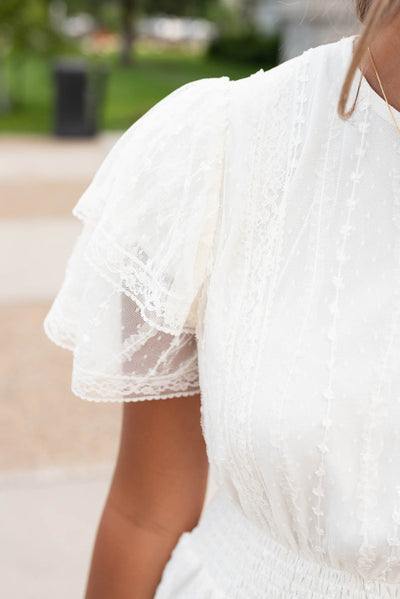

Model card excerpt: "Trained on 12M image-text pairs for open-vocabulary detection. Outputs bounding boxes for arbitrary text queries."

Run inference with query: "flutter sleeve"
[43,75,231,402]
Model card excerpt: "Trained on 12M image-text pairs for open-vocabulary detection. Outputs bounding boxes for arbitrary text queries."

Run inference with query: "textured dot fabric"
[43,34,400,597]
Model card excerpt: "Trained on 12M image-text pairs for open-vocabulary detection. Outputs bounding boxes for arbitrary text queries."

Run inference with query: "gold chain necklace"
[368,46,400,136]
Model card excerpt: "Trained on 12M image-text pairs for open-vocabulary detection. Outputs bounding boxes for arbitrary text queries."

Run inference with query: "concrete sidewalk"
[0,218,81,303]
[0,132,121,218]
[0,465,113,599]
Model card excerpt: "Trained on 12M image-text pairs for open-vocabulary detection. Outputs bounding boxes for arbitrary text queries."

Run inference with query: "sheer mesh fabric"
[43,76,231,401]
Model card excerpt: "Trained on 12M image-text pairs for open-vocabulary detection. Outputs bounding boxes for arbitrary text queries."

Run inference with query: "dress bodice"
[198,34,400,584]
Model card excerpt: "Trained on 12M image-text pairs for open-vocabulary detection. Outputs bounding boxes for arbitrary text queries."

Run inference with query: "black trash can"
[53,58,108,137]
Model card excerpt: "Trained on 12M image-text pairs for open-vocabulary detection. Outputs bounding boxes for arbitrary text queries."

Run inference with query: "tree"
[0,0,67,111]
[144,0,201,16]
[120,0,137,65]
[0,0,64,55]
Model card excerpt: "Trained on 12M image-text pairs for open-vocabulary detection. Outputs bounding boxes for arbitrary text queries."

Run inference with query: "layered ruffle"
[43,76,231,402]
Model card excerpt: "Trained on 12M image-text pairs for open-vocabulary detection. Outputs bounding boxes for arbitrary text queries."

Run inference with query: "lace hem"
[71,361,201,403]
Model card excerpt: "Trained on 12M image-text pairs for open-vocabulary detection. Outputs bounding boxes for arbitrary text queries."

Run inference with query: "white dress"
[43,34,400,598]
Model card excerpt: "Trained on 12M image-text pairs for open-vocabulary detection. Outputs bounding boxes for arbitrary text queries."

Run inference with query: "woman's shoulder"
[231,35,355,95]
[229,34,356,108]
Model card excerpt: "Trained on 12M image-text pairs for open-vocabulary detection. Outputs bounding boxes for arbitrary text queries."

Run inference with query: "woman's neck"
[357,15,400,113]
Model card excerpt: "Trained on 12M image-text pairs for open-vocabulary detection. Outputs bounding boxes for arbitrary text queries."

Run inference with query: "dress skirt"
[154,487,400,599]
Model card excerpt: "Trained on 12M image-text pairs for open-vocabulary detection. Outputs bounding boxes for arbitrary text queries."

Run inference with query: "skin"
[84,393,209,599]
[357,6,400,113]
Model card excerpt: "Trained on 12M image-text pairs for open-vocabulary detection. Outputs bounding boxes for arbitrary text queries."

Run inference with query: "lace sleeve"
[43,76,231,402]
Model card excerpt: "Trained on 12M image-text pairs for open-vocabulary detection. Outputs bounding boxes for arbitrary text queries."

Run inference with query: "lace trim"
[309,93,370,559]
[249,52,311,543]
[220,54,312,541]
[356,258,400,579]
[266,49,313,552]
[223,66,277,532]
[71,364,201,403]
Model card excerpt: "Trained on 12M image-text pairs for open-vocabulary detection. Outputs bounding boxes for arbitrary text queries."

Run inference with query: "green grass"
[0,50,267,134]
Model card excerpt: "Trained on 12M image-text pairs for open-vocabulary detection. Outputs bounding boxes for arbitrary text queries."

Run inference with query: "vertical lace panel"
[220,52,312,542]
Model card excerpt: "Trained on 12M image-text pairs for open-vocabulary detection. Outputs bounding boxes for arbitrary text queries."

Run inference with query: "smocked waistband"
[179,486,400,599]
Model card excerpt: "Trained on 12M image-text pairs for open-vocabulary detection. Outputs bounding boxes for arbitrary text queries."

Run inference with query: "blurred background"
[0,1,360,598]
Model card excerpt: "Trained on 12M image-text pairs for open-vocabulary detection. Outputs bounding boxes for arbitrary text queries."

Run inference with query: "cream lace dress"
[43,34,400,598]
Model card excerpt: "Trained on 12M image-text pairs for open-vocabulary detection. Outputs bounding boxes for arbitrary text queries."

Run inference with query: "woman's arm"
[84,393,209,599]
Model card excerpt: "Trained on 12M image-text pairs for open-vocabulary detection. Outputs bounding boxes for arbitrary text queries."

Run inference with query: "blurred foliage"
[204,0,248,36]
[0,0,74,111]
[63,0,208,19]
[0,0,70,54]
[0,0,255,64]
[144,0,207,17]
[208,29,281,66]
[95,2,121,32]
[0,0,277,123]
[0,48,259,132]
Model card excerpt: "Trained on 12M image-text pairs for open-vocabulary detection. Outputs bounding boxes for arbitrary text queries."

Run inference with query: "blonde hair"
[338,0,400,119]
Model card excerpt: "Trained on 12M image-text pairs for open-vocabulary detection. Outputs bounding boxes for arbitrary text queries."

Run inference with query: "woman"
[44,0,400,597]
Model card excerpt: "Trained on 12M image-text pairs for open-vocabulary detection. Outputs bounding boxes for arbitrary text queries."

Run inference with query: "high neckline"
[345,33,400,125]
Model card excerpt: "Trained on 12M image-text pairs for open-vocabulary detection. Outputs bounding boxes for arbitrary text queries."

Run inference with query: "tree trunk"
[120,0,136,66]
[0,53,12,114]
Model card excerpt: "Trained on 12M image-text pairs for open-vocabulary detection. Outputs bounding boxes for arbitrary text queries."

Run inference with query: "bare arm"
[84,393,209,599]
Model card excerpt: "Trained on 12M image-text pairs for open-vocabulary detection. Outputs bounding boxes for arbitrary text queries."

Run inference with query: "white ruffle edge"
[43,76,231,402]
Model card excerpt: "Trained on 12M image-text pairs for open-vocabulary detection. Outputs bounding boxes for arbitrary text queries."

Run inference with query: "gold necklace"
[368,46,400,136]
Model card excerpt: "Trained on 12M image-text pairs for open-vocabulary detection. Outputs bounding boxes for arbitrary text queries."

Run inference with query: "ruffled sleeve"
[43,75,231,402]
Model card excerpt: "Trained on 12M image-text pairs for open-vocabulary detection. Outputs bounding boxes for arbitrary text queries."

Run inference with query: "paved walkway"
[0,133,219,598]
[0,218,81,302]
[0,465,113,599]
[0,133,120,218]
